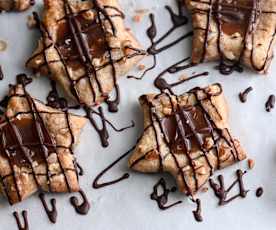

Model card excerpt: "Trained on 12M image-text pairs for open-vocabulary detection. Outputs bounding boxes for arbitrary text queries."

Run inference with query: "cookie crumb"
[179,74,188,81]
[132,9,148,23]
[248,159,255,170]
[27,15,37,29]
[201,187,208,193]
[138,64,145,71]
[0,40,7,52]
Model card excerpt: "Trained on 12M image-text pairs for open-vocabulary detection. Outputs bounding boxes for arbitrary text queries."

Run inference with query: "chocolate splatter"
[16,73,33,86]
[265,95,275,112]
[0,65,4,80]
[76,162,84,176]
[192,198,203,222]
[239,87,253,103]
[150,178,182,210]
[13,210,29,230]
[70,190,90,215]
[39,193,57,224]
[209,170,249,206]
[256,187,264,198]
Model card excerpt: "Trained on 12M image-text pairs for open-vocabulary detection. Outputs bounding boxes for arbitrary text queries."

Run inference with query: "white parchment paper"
[0,0,276,229]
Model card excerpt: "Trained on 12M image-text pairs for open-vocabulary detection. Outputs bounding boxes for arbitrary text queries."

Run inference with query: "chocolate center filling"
[161,106,213,153]
[57,15,108,70]
[217,0,255,36]
[0,117,55,168]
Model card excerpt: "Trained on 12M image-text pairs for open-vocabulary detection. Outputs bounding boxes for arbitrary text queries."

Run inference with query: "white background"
[0,0,276,229]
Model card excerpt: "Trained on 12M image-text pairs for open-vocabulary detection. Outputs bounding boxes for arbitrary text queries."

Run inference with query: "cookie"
[128,84,246,195]
[0,80,87,204]
[0,0,34,12]
[185,0,276,74]
[26,0,145,111]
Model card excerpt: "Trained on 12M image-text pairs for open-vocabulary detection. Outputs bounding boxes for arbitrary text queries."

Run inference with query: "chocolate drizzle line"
[76,162,84,176]
[13,210,29,230]
[256,187,263,197]
[46,75,134,147]
[154,57,209,92]
[265,95,275,112]
[0,65,4,80]
[0,74,78,204]
[128,0,192,80]
[0,95,9,115]
[92,146,135,189]
[70,190,90,215]
[209,170,249,206]
[39,193,57,224]
[84,106,134,147]
[30,4,139,147]
[239,86,253,103]
[150,178,182,210]
[193,0,276,74]
[192,198,203,222]
[46,80,70,110]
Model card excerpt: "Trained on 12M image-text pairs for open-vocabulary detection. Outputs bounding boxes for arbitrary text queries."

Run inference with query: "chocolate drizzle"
[70,190,90,215]
[76,162,84,176]
[46,80,69,110]
[0,73,78,204]
[46,74,134,148]
[154,57,209,92]
[239,86,253,103]
[193,0,276,74]
[192,198,203,222]
[265,95,275,112]
[0,95,9,115]
[150,178,182,210]
[84,106,134,147]
[0,65,4,80]
[209,170,249,206]
[128,1,192,80]
[39,193,57,224]
[13,210,29,230]
[93,146,135,189]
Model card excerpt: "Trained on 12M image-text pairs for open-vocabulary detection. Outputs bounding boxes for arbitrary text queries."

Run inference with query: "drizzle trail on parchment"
[128,0,192,80]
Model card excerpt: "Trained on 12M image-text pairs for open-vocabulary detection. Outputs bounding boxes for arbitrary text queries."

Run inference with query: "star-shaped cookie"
[128,84,246,195]
[0,0,34,12]
[0,80,87,204]
[185,0,276,74]
[26,0,145,110]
